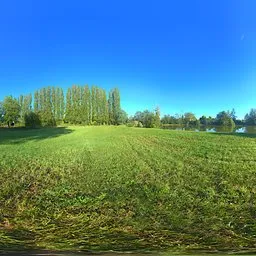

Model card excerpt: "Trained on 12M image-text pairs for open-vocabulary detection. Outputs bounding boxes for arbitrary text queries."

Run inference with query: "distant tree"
[143,111,156,128]
[39,87,46,114]
[108,91,113,124]
[195,119,200,126]
[52,87,57,120]
[91,86,97,124]
[18,94,32,124]
[199,115,208,126]
[65,88,72,123]
[38,87,56,126]
[215,111,235,127]
[117,109,128,124]
[183,112,196,126]
[113,88,121,125]
[154,107,161,127]
[234,119,244,125]
[102,89,109,124]
[244,108,256,125]
[133,109,159,128]
[207,116,215,125]
[34,90,39,112]
[161,115,171,124]
[81,85,90,124]
[65,85,110,125]
[2,96,21,127]
[161,115,177,124]
[230,108,237,122]
[95,87,101,124]
[71,85,81,124]
[133,111,144,123]
[175,113,184,125]
[55,87,65,122]
[85,85,91,124]
[24,111,41,128]
[0,101,4,124]
[137,121,143,128]
[18,95,24,119]
[59,87,65,121]
[108,88,121,125]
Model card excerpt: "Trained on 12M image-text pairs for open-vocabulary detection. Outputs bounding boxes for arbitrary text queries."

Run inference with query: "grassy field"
[0,126,256,252]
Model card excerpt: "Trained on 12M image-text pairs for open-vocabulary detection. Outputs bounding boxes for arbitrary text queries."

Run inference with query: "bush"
[24,111,41,128]
[126,122,134,127]
[126,121,143,128]
[137,121,143,128]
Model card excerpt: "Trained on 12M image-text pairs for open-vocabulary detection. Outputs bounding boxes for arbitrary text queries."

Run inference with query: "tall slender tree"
[34,90,39,113]
[18,94,32,123]
[51,86,57,120]
[81,85,91,124]
[91,86,97,124]
[102,89,109,124]
[154,106,161,128]
[108,88,121,125]
[59,87,65,121]
[65,87,72,123]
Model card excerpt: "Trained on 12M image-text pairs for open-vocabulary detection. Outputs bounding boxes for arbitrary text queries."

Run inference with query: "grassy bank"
[0,126,255,252]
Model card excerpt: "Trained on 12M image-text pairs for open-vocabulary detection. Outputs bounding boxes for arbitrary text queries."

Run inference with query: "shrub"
[137,121,143,128]
[24,111,41,128]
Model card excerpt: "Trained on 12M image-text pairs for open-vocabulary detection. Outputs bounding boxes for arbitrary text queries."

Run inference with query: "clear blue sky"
[0,0,255,119]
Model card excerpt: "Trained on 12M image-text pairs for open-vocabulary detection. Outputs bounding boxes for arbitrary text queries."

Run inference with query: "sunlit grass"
[0,126,255,252]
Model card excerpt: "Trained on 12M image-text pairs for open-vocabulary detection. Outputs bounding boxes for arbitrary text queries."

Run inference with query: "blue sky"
[0,0,255,119]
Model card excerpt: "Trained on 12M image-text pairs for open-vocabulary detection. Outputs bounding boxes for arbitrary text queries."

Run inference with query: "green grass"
[0,126,256,252]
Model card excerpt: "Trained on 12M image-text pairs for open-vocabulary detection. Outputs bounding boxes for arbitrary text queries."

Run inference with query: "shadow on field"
[0,127,73,145]
[210,132,256,139]
[0,225,45,254]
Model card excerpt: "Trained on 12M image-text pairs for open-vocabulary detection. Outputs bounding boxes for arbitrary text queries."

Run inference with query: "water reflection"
[162,125,256,134]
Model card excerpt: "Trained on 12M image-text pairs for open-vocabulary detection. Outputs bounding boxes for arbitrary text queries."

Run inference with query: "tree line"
[0,86,255,128]
[127,108,256,128]
[160,108,256,127]
[0,85,128,128]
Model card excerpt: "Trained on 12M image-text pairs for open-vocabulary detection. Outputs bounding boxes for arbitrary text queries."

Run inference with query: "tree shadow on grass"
[0,228,158,255]
[0,127,73,145]
[0,227,43,253]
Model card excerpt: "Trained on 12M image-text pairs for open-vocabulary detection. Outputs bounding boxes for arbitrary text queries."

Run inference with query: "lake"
[162,125,256,134]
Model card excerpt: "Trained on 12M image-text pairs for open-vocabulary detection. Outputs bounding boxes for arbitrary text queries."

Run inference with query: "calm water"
[162,125,256,134]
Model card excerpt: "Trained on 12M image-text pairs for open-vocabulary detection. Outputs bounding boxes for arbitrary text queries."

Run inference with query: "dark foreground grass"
[0,126,255,252]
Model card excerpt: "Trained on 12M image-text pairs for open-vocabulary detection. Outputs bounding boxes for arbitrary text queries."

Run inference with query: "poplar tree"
[51,86,57,120]
[59,87,65,121]
[108,88,121,125]
[34,90,39,112]
[85,85,91,124]
[71,85,81,124]
[91,86,97,124]
[55,87,65,122]
[95,87,101,124]
[2,84,122,126]
[108,91,113,124]
[23,94,32,114]
[154,106,161,128]
[18,95,24,120]
[81,85,91,124]
[38,87,55,126]
[65,88,72,123]
[102,89,109,124]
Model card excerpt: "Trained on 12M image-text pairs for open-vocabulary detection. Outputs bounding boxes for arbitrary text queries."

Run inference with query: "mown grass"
[0,126,256,252]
